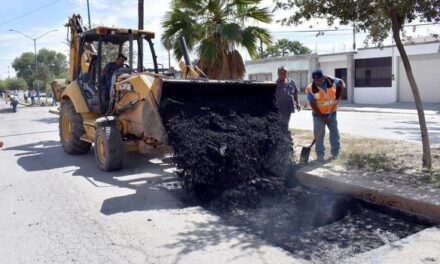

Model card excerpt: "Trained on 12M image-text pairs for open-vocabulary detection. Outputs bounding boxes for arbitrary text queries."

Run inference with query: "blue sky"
[0,0,438,79]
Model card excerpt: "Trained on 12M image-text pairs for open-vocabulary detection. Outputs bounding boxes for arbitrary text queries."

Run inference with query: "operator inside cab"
[101,54,127,111]
[102,53,127,90]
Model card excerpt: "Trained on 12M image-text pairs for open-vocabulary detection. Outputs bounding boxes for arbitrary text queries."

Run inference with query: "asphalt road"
[289,109,440,145]
[0,104,298,264]
[1,103,438,263]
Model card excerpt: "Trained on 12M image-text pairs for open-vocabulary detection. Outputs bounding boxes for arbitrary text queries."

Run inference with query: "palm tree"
[161,0,272,80]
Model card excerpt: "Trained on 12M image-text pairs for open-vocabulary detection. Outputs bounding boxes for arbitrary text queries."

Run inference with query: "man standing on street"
[29,89,36,106]
[275,66,301,127]
[305,69,345,162]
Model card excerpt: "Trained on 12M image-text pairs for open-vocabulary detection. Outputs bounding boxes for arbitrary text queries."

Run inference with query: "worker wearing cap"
[305,69,345,162]
[275,66,301,126]
[101,54,127,110]
[102,53,127,89]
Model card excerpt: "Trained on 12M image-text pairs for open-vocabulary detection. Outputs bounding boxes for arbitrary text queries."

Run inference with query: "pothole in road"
[208,185,431,264]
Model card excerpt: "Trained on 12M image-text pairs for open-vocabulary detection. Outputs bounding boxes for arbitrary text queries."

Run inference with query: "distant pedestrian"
[275,66,301,126]
[305,69,345,162]
[49,91,57,106]
[0,140,3,148]
[29,90,36,106]
[8,95,18,112]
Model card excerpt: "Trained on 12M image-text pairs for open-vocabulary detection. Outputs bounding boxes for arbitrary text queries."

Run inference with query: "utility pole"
[138,0,144,72]
[87,0,92,29]
[138,0,144,30]
[7,66,10,79]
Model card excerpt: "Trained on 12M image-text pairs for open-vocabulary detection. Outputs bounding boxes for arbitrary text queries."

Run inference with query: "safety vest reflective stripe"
[306,82,338,114]
[315,99,338,106]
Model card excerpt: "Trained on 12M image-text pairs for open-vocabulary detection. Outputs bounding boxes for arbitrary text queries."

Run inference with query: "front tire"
[59,100,91,154]
[94,126,123,171]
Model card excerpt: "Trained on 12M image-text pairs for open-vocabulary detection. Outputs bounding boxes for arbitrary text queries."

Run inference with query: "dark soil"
[210,185,431,264]
[160,95,293,203]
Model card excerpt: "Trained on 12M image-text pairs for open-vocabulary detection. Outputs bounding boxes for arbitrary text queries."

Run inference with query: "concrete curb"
[296,170,440,224]
[337,107,439,116]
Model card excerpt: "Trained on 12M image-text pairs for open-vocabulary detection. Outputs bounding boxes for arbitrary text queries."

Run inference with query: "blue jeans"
[313,113,340,158]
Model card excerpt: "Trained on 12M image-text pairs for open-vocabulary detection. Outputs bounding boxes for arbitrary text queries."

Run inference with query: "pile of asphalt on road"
[160,94,294,204]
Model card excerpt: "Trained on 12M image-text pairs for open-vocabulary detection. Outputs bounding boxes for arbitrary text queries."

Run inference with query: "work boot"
[317,156,325,162]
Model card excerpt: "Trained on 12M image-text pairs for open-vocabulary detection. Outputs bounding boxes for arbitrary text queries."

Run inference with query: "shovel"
[299,122,327,165]
[299,139,316,165]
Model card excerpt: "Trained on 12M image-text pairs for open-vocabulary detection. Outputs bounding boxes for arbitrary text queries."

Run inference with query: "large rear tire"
[94,126,123,171]
[59,100,91,154]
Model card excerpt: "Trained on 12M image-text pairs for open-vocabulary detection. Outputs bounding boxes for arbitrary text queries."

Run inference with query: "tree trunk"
[391,12,432,169]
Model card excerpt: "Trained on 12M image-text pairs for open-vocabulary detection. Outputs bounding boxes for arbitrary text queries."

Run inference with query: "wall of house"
[245,55,317,82]
[244,41,440,104]
[318,54,349,77]
[354,41,440,104]
[398,53,440,102]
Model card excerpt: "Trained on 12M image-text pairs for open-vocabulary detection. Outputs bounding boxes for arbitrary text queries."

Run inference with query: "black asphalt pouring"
[160,95,293,203]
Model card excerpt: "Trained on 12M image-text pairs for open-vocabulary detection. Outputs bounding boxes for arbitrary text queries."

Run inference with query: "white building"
[245,40,440,104]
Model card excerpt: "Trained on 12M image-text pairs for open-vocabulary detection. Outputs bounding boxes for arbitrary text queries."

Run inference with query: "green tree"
[11,52,34,88]
[0,79,7,93]
[6,78,28,91]
[275,0,439,169]
[263,38,311,57]
[12,49,67,90]
[162,0,272,79]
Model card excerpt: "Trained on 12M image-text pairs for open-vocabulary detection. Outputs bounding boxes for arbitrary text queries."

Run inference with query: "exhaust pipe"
[178,36,191,67]
[178,36,208,79]
[128,29,133,73]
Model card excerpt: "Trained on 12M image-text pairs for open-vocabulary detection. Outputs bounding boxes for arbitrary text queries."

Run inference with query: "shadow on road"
[4,140,196,215]
[3,140,431,263]
[34,117,59,124]
[0,107,13,113]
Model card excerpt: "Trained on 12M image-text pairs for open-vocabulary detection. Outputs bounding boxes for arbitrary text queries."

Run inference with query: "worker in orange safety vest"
[305,69,345,162]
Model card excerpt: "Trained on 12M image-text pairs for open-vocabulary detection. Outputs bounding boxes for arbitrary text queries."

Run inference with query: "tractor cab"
[74,25,159,114]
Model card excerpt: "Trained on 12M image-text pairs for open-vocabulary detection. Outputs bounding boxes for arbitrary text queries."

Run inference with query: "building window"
[288,70,308,92]
[248,72,272,81]
[355,57,392,87]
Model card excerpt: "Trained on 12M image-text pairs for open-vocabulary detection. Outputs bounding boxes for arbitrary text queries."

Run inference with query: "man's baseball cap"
[312,69,323,78]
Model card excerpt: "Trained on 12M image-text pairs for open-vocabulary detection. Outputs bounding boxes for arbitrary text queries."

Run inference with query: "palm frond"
[219,23,242,42]
[163,0,273,79]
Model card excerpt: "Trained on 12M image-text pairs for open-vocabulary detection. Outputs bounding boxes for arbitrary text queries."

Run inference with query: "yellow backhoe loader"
[52,14,277,172]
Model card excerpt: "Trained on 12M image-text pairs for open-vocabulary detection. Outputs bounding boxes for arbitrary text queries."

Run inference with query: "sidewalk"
[338,101,440,115]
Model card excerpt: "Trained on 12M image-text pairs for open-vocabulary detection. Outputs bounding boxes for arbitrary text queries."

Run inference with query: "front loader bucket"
[158,79,278,140]
[160,79,276,99]
[157,79,278,132]
[155,79,293,200]
[158,79,277,122]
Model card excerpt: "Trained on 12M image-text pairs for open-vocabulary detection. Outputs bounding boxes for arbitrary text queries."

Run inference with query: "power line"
[271,28,352,34]
[270,22,439,34]
[0,0,60,27]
